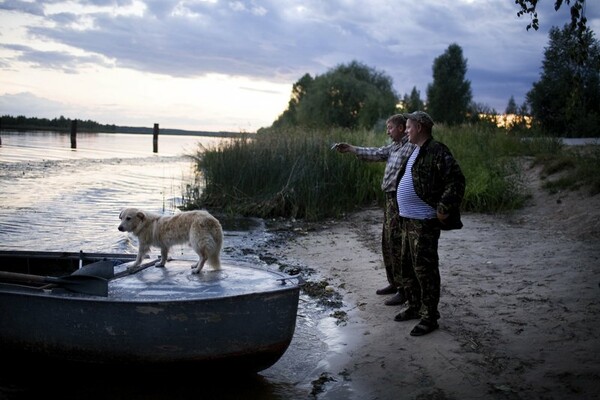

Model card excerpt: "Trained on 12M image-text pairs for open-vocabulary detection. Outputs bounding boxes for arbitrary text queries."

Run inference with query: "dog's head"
[118,208,146,232]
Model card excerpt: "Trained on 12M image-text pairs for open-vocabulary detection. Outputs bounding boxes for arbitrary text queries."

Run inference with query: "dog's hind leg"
[190,255,206,274]
[191,239,221,272]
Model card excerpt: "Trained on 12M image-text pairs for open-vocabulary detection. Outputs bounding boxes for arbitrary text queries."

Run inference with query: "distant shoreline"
[1,115,254,137]
[0,125,250,138]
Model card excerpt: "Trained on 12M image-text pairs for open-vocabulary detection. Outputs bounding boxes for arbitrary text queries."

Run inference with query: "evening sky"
[0,0,598,132]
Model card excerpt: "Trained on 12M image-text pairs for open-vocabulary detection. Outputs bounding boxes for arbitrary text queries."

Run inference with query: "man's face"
[406,119,419,144]
[386,122,405,143]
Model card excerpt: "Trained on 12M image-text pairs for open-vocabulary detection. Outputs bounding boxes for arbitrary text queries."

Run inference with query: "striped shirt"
[354,136,416,192]
[397,147,437,219]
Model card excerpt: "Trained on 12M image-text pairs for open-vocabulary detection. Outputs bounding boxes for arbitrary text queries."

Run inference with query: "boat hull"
[0,251,301,373]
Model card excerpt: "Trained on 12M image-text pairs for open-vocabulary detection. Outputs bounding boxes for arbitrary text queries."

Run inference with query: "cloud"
[0,0,597,130]
[2,43,112,73]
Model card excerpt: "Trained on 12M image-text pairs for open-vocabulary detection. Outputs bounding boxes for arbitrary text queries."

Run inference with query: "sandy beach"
[270,163,600,399]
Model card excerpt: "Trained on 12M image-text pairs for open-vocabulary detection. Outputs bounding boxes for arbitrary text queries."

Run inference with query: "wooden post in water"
[153,123,159,153]
[70,120,77,149]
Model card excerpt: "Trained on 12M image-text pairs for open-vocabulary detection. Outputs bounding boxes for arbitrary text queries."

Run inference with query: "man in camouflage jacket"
[393,111,465,336]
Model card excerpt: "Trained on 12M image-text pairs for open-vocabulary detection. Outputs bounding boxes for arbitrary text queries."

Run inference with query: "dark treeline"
[1,115,116,133]
[0,115,244,137]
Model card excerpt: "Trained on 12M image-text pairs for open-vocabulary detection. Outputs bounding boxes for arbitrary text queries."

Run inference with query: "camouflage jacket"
[397,137,466,230]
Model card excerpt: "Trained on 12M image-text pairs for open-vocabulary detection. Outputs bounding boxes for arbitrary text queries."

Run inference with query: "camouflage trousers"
[382,192,403,288]
[399,217,441,322]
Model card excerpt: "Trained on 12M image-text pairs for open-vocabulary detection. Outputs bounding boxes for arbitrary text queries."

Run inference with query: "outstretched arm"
[333,142,356,153]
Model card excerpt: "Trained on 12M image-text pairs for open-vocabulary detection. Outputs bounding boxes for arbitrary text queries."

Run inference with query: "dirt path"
[271,163,600,399]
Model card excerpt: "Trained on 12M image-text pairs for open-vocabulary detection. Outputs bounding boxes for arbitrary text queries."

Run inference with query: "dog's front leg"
[133,255,142,267]
[129,245,148,269]
[156,247,168,267]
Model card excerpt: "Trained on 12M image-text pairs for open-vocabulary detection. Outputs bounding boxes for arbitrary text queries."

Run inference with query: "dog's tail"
[207,217,223,270]
[207,251,221,269]
[191,217,223,270]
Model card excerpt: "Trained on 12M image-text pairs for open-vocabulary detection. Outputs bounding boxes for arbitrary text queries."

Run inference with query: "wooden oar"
[0,271,108,297]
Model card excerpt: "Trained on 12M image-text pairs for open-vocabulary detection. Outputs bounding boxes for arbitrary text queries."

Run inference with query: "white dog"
[118,208,223,274]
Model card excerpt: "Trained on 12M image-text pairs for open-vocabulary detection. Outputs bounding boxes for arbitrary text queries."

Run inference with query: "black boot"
[376,284,396,295]
[384,290,406,306]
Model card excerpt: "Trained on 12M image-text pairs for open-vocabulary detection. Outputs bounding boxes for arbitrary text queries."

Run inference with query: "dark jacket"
[397,137,466,230]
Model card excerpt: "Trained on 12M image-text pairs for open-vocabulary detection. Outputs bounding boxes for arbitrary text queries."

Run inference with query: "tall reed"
[185,125,596,220]
[186,128,387,220]
[434,124,530,212]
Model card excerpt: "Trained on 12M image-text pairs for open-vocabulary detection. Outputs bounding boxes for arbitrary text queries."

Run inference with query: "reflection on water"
[0,131,224,163]
[0,156,198,252]
[0,132,226,253]
[0,131,330,399]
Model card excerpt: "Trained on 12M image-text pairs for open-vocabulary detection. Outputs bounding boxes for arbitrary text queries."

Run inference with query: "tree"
[526,23,600,136]
[518,101,529,116]
[271,61,398,130]
[426,43,472,125]
[502,96,530,133]
[505,96,518,115]
[516,0,589,64]
[400,86,425,113]
[271,73,313,129]
[466,102,498,127]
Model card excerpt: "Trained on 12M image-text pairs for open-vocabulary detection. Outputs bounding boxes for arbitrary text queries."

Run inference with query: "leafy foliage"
[426,44,473,125]
[516,0,589,62]
[267,61,398,131]
[526,24,600,137]
[270,73,314,130]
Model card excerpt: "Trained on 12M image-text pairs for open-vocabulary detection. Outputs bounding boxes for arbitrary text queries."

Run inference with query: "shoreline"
[269,174,600,399]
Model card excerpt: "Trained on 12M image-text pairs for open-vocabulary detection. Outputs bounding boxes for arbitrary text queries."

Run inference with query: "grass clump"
[184,125,600,220]
[184,128,385,220]
[534,146,600,195]
[433,124,531,212]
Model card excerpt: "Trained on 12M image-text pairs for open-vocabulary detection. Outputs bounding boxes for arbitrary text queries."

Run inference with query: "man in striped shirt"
[333,114,416,306]
[394,111,465,336]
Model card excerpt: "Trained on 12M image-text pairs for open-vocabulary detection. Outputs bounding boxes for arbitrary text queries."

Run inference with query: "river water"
[0,131,334,399]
